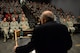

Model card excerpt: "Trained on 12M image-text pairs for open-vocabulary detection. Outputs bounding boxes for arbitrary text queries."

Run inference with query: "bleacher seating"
[0,0,80,40]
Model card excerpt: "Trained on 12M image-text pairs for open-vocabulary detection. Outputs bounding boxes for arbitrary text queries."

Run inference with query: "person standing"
[14,10,72,53]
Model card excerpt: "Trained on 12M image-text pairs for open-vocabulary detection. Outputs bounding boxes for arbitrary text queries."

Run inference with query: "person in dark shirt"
[14,10,72,53]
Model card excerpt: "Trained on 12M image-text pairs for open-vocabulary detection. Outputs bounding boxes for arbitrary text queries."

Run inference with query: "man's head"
[40,10,54,24]
[12,18,16,22]
[3,18,6,22]
[21,17,25,21]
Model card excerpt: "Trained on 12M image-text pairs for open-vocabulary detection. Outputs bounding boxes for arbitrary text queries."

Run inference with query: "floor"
[0,33,80,53]
[68,33,80,53]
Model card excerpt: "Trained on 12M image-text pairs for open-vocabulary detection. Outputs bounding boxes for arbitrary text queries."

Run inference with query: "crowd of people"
[0,0,77,53]
[25,1,80,35]
[0,0,80,42]
[0,0,30,42]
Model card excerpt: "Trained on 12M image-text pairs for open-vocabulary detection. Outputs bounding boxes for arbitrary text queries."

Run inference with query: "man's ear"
[43,18,47,24]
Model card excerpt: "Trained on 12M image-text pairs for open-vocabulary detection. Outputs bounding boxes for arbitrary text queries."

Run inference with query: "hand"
[22,26,26,28]
[13,44,18,52]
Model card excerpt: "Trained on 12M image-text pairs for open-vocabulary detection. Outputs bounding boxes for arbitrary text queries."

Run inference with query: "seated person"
[19,17,30,36]
[10,18,19,39]
[1,18,9,42]
[67,18,75,35]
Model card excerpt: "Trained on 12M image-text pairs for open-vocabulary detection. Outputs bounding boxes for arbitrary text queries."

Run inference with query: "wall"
[51,0,80,17]
[29,0,52,3]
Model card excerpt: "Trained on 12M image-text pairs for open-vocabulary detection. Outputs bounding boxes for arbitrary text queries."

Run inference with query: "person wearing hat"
[14,10,72,53]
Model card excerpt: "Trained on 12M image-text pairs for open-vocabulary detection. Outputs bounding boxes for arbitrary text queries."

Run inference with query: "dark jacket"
[15,21,72,53]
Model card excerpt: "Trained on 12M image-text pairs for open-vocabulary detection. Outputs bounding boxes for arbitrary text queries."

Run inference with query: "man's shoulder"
[34,22,67,30]
[45,21,66,27]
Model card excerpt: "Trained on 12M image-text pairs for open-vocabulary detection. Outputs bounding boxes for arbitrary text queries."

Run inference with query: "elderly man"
[1,18,9,42]
[14,10,72,53]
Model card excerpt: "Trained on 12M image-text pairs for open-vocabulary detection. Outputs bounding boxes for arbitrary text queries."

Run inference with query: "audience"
[76,16,80,24]
[0,1,80,53]
[71,15,77,24]
[0,0,79,43]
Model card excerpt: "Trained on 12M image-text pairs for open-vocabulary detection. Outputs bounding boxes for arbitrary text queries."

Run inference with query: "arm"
[7,22,9,29]
[26,21,30,29]
[1,21,3,29]
[19,22,22,29]
[10,22,13,29]
[1,22,9,29]
[15,27,39,53]
[16,21,19,29]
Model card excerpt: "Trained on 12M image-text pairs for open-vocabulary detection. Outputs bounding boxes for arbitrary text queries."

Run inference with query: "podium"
[14,29,33,46]
[14,29,36,53]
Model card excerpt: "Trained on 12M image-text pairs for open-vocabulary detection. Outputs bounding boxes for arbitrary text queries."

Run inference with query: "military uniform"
[19,21,30,31]
[1,21,9,42]
[19,21,30,36]
[19,14,28,21]
[67,21,75,35]
[10,21,19,35]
